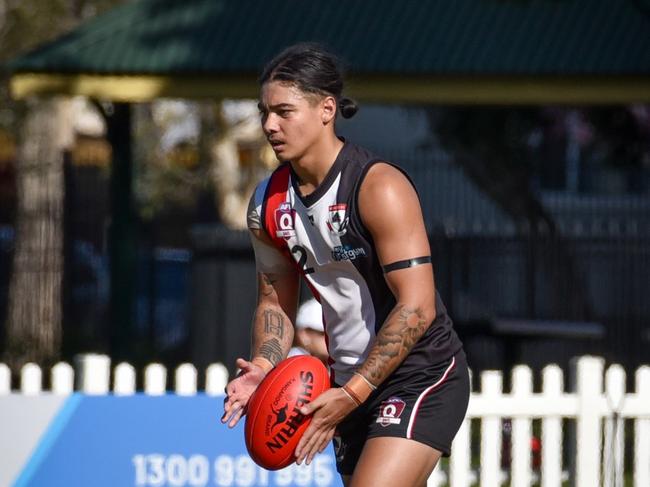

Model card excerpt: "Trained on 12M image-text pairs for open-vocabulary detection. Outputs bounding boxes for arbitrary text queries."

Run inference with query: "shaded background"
[0,0,649,388]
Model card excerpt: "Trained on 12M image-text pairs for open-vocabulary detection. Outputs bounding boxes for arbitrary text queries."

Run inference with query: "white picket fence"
[1,355,649,487]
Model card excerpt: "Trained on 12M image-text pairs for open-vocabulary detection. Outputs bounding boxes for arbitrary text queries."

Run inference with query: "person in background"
[289,297,328,364]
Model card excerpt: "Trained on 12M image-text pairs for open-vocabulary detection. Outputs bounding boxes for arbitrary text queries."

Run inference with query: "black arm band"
[382,256,432,274]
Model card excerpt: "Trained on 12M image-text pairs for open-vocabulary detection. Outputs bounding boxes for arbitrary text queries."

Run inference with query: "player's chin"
[273,145,295,161]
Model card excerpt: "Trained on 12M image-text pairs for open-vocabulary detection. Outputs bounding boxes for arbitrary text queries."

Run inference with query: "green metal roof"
[9,0,650,76]
[8,0,650,103]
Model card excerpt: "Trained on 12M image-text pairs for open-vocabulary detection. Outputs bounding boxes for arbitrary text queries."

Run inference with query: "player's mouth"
[269,139,286,152]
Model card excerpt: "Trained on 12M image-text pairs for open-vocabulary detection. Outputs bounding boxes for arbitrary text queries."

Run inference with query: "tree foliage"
[1,0,127,370]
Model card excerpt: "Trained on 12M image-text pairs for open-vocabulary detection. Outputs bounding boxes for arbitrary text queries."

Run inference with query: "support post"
[106,102,136,362]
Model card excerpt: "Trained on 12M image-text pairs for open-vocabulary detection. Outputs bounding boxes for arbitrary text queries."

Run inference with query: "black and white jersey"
[248,141,463,384]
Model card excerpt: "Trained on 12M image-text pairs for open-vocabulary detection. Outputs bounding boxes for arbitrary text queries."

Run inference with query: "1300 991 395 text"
[132,454,336,487]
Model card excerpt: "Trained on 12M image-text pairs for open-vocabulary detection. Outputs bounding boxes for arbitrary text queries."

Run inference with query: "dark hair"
[260,43,359,119]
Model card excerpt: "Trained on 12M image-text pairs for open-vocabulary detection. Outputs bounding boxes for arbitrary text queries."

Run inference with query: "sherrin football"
[245,355,330,470]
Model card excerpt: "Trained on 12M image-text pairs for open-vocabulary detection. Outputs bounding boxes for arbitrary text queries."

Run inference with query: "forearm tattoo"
[264,309,284,338]
[254,308,287,366]
[358,304,429,383]
[258,338,284,366]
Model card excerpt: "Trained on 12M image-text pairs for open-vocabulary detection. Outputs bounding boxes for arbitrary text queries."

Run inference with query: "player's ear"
[321,96,337,125]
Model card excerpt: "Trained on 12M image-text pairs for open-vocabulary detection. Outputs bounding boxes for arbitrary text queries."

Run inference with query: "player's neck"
[290,134,343,193]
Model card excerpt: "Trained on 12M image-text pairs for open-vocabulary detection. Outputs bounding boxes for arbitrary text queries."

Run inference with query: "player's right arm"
[249,229,300,370]
[221,190,299,428]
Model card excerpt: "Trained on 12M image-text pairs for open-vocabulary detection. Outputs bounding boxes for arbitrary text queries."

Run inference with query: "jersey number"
[291,245,315,274]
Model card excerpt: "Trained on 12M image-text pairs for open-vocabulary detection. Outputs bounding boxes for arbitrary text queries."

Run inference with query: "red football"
[245,355,330,470]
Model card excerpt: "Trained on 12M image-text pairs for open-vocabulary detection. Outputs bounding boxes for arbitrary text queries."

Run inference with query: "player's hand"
[221,358,267,428]
[294,387,358,465]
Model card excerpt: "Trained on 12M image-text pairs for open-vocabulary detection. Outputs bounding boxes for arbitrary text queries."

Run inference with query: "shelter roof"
[9,0,650,103]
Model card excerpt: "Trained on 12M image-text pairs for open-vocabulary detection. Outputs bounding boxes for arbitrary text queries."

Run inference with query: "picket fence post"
[20,363,41,395]
[480,370,503,486]
[0,363,10,394]
[51,362,74,394]
[634,366,650,487]
[114,362,136,395]
[175,364,197,395]
[145,363,166,395]
[206,363,229,395]
[541,364,563,487]
[575,356,604,487]
[511,365,533,487]
[449,418,471,487]
[75,354,110,394]
[604,364,626,487]
[449,368,472,487]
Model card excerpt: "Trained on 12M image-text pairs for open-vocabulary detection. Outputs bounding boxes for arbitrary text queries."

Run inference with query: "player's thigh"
[349,437,442,487]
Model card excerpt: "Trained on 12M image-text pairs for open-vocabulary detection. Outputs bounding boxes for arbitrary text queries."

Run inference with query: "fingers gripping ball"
[245,356,329,470]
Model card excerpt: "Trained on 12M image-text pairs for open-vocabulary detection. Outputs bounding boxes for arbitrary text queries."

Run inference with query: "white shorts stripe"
[406,355,456,439]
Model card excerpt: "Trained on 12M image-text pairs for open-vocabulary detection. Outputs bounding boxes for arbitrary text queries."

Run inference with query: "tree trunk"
[4,96,72,370]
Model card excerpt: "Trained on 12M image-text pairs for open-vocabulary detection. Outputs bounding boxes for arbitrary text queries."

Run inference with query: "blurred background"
[0,0,649,389]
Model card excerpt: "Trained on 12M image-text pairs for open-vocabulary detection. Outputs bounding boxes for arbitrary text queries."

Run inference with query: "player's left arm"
[296,163,435,464]
[354,162,436,386]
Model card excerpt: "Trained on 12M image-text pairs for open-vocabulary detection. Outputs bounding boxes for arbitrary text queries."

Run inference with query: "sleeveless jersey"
[250,141,463,384]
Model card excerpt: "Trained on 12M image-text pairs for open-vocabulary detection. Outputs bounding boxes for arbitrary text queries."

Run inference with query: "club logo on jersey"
[326,203,349,236]
[331,245,366,262]
[275,202,296,239]
[376,397,407,427]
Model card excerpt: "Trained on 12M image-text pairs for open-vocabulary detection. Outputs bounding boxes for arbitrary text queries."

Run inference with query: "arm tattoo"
[359,304,429,383]
[264,309,284,338]
[258,338,284,366]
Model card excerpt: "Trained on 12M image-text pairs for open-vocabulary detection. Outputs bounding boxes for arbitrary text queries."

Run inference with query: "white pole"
[51,362,74,394]
[604,365,626,487]
[75,354,111,394]
[480,370,503,487]
[427,464,447,487]
[449,417,472,487]
[634,366,650,487]
[205,363,229,395]
[575,356,604,487]
[511,365,533,487]
[145,363,167,395]
[541,364,563,487]
[0,363,10,394]
[175,364,197,396]
[114,362,136,395]
[20,363,42,395]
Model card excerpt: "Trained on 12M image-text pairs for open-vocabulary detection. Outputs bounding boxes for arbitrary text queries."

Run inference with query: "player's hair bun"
[339,97,359,119]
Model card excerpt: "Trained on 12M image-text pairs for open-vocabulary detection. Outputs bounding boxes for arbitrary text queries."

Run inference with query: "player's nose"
[262,113,280,135]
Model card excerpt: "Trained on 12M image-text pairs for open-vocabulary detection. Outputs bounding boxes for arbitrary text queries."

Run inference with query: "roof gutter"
[10,72,650,104]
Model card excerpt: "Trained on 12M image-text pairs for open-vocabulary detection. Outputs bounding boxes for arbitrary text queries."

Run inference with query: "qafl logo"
[275,202,296,239]
[376,397,406,427]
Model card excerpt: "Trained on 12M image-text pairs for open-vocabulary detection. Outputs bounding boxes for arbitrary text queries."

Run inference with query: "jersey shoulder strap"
[261,163,292,252]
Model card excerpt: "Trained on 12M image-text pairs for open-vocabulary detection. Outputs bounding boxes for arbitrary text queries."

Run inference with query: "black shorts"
[333,350,470,475]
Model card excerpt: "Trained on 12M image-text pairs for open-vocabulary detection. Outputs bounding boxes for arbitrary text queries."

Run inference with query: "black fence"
[1,148,650,379]
[187,226,650,381]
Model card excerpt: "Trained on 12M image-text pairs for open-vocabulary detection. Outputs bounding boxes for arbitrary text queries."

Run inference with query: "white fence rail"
[1,355,648,487]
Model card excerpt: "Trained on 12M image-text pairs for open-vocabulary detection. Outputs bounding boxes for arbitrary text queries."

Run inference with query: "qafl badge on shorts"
[376,397,406,426]
[326,203,349,236]
[275,202,296,239]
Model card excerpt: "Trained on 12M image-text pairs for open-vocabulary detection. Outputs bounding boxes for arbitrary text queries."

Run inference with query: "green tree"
[1,0,127,370]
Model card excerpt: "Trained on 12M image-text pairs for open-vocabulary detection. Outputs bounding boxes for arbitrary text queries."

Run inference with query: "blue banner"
[14,394,343,487]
